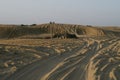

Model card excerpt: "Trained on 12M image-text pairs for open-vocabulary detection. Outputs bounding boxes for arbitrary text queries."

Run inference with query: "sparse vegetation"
[30,24,37,26]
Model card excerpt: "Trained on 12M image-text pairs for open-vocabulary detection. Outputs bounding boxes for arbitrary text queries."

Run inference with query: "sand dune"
[0,23,119,39]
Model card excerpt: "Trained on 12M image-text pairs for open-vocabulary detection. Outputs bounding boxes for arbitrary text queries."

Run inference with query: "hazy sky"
[0,0,120,26]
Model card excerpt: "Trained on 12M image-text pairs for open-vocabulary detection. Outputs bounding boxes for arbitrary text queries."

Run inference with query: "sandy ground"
[0,38,120,80]
[0,39,81,79]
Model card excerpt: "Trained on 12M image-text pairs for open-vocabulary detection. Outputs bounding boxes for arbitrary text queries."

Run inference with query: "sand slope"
[0,24,119,39]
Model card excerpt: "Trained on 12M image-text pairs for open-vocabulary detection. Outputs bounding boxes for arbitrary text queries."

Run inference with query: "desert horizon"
[0,0,120,80]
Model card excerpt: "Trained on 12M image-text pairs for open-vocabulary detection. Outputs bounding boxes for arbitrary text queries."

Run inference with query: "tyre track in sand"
[4,41,86,80]
[4,38,120,80]
[41,38,120,80]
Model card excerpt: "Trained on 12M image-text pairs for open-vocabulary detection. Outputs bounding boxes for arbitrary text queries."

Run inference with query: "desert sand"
[0,23,120,80]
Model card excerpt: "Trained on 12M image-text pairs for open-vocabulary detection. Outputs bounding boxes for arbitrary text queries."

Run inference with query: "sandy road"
[4,42,86,80]
[4,38,120,80]
[42,40,99,80]
[40,38,120,80]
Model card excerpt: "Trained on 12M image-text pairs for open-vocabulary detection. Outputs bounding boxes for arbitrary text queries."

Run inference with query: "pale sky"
[0,0,120,26]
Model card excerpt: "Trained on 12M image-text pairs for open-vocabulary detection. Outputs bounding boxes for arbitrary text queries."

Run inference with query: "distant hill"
[0,23,119,39]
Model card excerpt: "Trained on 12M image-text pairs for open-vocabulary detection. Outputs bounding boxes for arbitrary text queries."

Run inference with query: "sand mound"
[0,23,119,39]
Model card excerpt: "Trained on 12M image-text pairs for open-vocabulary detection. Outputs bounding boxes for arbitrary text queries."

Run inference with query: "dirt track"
[2,38,120,80]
